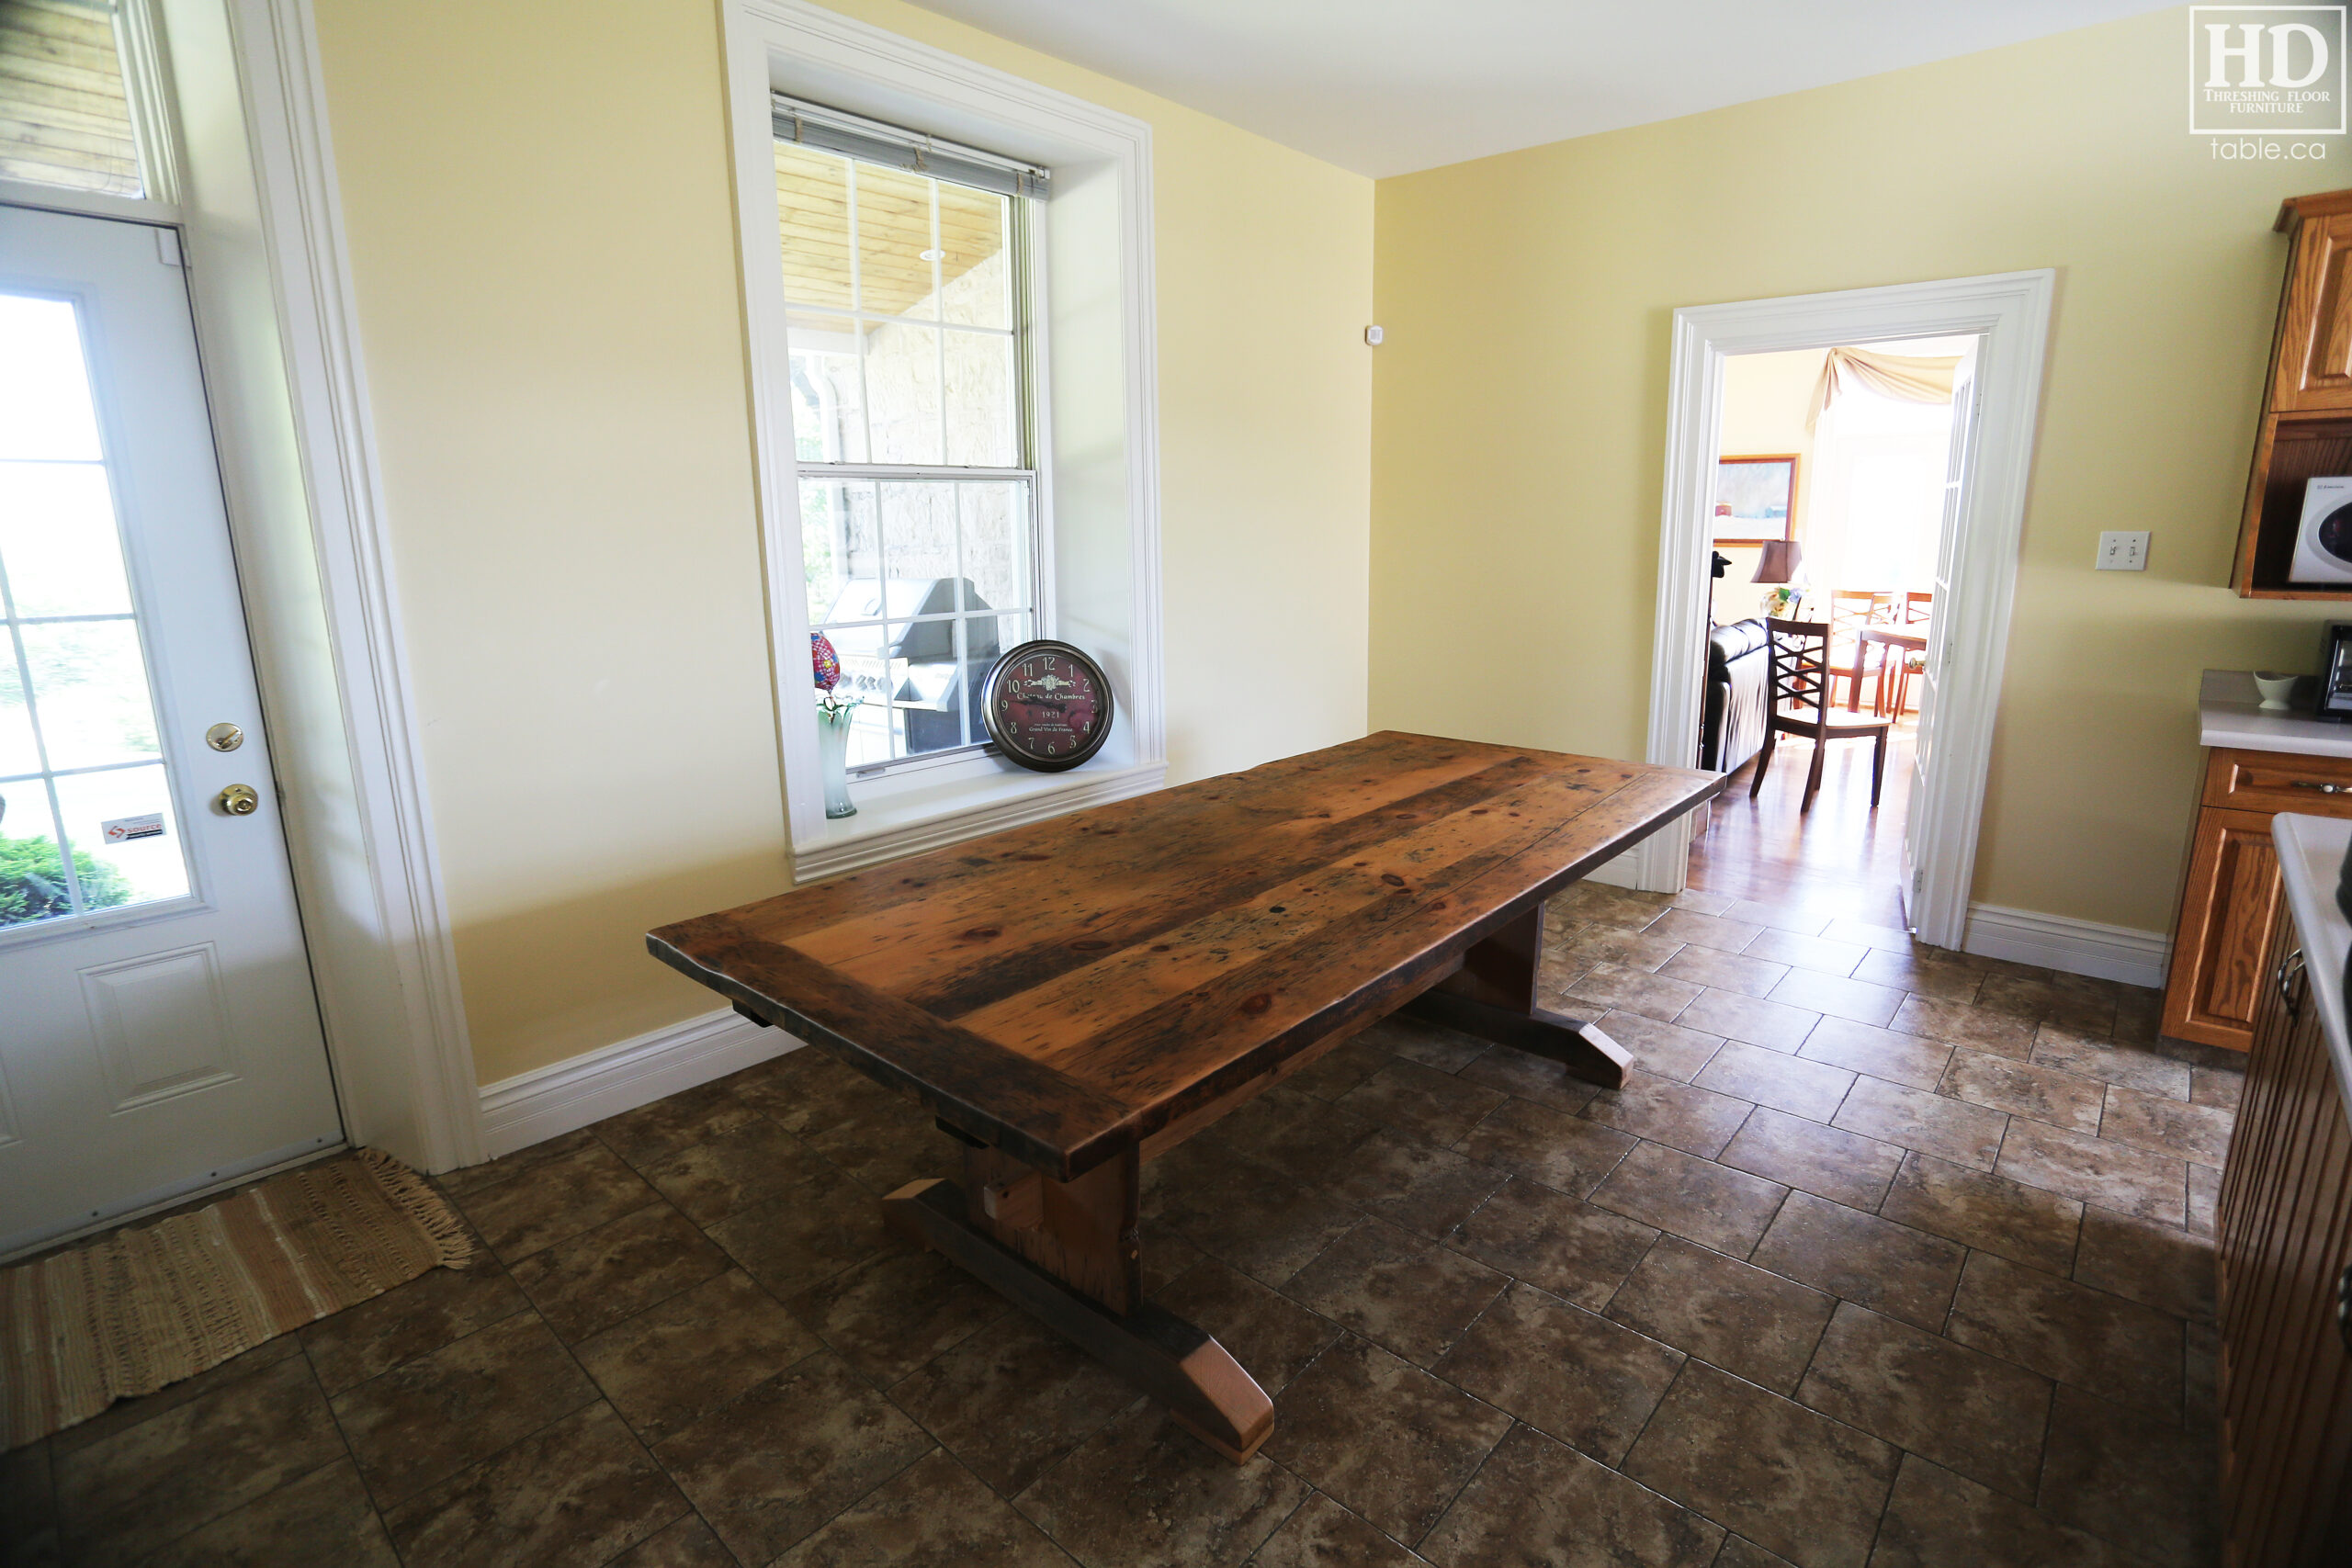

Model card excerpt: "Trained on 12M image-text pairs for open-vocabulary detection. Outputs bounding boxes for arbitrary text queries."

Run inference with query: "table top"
[1856,626,1927,649]
[649,731,1722,1179]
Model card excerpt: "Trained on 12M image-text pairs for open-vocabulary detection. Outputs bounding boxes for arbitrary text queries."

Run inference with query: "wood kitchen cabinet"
[2164,747,2352,1052]
[2233,187,2352,598]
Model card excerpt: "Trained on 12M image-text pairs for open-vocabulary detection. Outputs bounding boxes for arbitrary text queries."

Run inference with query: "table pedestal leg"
[1402,903,1632,1089]
[883,1165,1273,1464]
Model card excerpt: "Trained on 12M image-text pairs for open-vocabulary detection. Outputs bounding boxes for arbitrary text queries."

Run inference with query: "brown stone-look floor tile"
[1673,989,1820,1052]
[1649,907,1767,953]
[1870,1453,2115,1568]
[1563,962,1704,1025]
[1766,968,1903,1028]
[1994,1118,2186,1227]
[1156,1256,1343,1398]
[1879,1152,2082,1275]
[2186,1317,2220,1430]
[49,1335,305,1459]
[451,1137,660,1264]
[1446,1179,1658,1309]
[1973,973,2119,1037]
[1148,1142,1364,1285]
[653,1349,933,1565]
[510,1201,732,1344]
[298,1253,529,1394]
[1749,1192,1965,1334]
[1250,1492,1424,1567]
[1371,1015,1490,1074]
[1339,1060,1509,1147]
[2070,1205,2217,1323]
[141,1458,396,1568]
[2098,1084,2233,1168]
[1265,1334,1510,1545]
[1578,1069,1754,1159]
[2038,1385,2220,1568]
[705,1161,896,1298]
[1743,928,1866,977]
[1207,1086,1384,1186]
[1659,942,1790,1000]
[1455,1043,1602,1113]
[1604,1234,1834,1394]
[1589,1142,1789,1257]
[1329,1127,1511,1238]
[1891,997,2035,1060]
[1719,1107,1901,1211]
[1795,1303,2052,1502]
[2189,1064,2244,1111]
[1,1441,55,1568]
[1420,1423,1722,1567]
[1552,881,1673,931]
[1796,1017,1953,1092]
[1832,1077,2007,1170]
[381,1400,686,1567]
[774,1448,1069,1567]
[888,1310,1141,1497]
[788,1246,1009,1385]
[1939,1050,2104,1134]
[1286,1037,1398,1101]
[2030,1027,2192,1100]
[1713,1537,1801,1568]
[594,1077,764,1168]
[1593,1010,1725,1082]
[1691,1041,1854,1122]
[1558,923,1686,973]
[1285,1219,1507,1367]
[53,1351,345,1567]
[639,1114,838,1225]
[1853,948,1983,1003]
[1622,1360,1898,1568]
[1434,1282,1684,1466]
[1019,1401,1307,1568]
[1945,1253,2184,1417]
[607,1512,738,1567]
[1458,1095,1637,1194]
[331,1310,598,1510]
[797,1075,950,1194]
[432,1127,599,1201]
[2188,1162,2221,1238]
[573,1268,822,1445]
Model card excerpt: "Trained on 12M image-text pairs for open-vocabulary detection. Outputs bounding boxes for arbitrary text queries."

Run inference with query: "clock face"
[982,640,1114,773]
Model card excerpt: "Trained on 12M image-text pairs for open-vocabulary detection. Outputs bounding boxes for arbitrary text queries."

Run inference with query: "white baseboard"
[1962,902,2170,990]
[476,1008,805,1159]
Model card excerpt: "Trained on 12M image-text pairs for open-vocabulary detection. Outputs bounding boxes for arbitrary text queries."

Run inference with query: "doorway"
[0,203,344,1258]
[1636,272,2054,951]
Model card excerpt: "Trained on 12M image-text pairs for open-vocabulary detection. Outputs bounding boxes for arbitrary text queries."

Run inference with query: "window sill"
[790,755,1166,885]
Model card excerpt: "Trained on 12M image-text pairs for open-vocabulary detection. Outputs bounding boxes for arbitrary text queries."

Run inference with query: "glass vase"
[816,704,857,819]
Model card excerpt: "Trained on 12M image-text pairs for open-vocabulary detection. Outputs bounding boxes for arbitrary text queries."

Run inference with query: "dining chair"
[1886,591,1933,716]
[1751,616,1893,813]
[1827,589,1894,711]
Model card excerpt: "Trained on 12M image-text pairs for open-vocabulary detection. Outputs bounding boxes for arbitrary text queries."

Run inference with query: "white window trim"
[721,0,1167,886]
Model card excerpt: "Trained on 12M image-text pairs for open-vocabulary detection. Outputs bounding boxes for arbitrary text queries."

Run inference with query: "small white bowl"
[2254,671,2300,712]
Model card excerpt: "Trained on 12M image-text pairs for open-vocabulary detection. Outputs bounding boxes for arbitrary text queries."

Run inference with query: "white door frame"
[1637,270,2055,949]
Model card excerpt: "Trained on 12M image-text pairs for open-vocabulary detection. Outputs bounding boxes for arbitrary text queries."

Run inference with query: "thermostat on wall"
[2292,475,2352,584]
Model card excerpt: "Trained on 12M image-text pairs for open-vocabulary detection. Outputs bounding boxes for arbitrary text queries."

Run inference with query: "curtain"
[1805,347,1961,430]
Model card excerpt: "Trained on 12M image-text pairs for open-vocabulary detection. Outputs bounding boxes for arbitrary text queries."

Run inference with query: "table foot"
[1402,988,1631,1089]
[883,1178,1273,1463]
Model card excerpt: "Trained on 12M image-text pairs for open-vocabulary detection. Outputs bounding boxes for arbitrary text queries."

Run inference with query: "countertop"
[2200,670,2352,757]
[2270,813,2352,1123]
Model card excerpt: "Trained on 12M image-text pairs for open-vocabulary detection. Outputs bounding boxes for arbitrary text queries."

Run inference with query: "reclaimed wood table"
[648,731,1722,1463]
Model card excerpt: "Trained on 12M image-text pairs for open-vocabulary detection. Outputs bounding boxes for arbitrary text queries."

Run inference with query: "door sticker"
[101,813,165,844]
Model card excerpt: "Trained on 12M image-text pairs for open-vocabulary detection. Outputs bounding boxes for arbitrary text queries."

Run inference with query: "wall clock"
[981,639,1114,773]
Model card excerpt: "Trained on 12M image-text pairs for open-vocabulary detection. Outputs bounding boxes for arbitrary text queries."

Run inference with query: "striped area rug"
[0,1148,473,1449]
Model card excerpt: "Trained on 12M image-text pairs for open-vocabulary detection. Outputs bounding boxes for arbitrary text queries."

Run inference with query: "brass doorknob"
[216,784,260,816]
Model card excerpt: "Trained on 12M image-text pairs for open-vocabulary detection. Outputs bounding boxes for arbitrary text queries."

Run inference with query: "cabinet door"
[2162,807,2283,1051]
[2275,211,2352,412]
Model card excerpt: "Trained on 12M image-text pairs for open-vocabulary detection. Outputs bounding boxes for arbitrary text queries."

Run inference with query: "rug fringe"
[353,1147,477,1269]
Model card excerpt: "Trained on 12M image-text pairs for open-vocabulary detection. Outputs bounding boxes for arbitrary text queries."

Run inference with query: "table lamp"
[1753,539,1805,619]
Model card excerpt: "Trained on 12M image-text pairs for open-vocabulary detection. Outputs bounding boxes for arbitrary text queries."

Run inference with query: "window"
[0,0,143,197]
[776,97,1046,773]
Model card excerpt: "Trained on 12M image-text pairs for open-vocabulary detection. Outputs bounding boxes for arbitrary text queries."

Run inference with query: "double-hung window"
[775,96,1046,773]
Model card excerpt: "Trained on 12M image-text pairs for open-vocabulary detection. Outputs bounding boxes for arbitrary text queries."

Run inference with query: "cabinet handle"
[2291,780,2352,795]
[2278,948,2308,1010]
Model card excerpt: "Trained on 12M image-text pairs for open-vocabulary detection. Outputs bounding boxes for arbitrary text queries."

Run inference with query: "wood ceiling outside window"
[774,141,1005,321]
[0,0,137,196]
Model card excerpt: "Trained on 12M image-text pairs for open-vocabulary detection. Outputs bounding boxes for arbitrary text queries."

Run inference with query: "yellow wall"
[308,0,1373,1082]
[1372,5,2327,936]
[1712,348,1823,626]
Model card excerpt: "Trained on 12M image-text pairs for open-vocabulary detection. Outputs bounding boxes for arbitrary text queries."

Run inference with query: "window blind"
[772,93,1048,199]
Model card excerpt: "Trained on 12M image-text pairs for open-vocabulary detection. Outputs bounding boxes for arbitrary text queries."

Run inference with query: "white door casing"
[1901,354,1979,928]
[1642,270,2054,948]
[0,204,342,1257]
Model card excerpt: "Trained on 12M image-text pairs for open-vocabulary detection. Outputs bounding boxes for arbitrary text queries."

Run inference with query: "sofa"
[1702,617,1770,773]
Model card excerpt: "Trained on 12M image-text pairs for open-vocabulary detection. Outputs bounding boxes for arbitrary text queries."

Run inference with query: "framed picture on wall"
[1713,454,1797,544]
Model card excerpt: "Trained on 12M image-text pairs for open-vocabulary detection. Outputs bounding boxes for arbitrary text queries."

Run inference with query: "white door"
[1900,346,1979,932]
[0,204,340,1256]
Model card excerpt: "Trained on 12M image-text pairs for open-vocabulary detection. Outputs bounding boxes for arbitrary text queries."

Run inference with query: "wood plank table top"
[649,730,1724,1181]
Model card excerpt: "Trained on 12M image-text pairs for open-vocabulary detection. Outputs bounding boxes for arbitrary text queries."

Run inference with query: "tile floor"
[0,880,2232,1568]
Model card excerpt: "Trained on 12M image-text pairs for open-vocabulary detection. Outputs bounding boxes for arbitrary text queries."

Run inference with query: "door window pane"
[0,295,102,460]
[0,461,131,615]
[53,762,183,907]
[0,778,70,929]
[19,619,158,771]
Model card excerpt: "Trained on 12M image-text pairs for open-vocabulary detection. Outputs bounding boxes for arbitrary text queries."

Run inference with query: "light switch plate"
[2097,530,2149,570]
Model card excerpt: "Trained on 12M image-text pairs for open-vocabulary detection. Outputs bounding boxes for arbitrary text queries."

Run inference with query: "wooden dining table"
[647,731,1722,1463]
[1850,625,1928,715]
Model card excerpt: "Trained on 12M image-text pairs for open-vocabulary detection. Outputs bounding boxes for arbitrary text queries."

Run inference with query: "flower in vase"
[811,631,841,692]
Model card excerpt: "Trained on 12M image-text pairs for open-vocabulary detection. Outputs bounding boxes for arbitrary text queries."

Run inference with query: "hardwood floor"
[1688,715,1917,928]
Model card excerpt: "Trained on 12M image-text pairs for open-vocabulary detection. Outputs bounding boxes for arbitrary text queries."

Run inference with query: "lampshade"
[1752,539,1804,584]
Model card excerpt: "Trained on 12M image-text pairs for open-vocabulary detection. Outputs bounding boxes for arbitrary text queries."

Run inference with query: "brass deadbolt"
[216,784,260,816]
[205,722,243,752]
